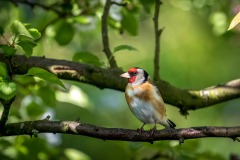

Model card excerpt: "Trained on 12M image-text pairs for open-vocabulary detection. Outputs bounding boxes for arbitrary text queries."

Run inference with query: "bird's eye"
[130,72,137,76]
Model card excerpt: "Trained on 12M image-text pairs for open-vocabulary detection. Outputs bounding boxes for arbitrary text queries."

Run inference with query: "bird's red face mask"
[120,68,137,83]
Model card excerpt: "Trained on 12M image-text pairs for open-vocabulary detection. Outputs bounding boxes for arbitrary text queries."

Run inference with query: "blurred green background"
[0,0,240,159]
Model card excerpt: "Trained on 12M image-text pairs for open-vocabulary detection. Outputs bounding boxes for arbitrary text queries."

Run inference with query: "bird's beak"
[120,72,130,78]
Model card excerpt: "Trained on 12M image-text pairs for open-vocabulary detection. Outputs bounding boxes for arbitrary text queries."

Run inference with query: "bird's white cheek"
[126,89,134,97]
[126,88,141,97]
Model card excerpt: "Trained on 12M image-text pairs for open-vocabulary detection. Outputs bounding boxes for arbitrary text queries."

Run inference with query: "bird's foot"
[149,125,157,137]
[137,123,145,134]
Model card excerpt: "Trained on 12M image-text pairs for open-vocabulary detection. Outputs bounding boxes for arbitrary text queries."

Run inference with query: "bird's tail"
[167,119,176,129]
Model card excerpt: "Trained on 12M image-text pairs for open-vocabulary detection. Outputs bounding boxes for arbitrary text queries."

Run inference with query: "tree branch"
[153,0,163,81]
[0,97,15,130]
[6,0,64,16]
[1,120,240,142]
[101,0,118,68]
[6,55,240,113]
[111,1,128,7]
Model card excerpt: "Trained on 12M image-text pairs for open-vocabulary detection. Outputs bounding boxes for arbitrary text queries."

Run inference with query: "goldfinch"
[120,67,176,132]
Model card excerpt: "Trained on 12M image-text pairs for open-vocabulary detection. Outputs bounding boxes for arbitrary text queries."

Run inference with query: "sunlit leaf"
[64,148,91,160]
[17,40,37,57]
[113,44,138,53]
[108,17,121,30]
[0,80,17,100]
[73,16,90,24]
[25,67,66,89]
[0,62,8,78]
[28,28,41,40]
[11,20,32,37]
[54,20,75,45]
[23,23,41,40]
[18,34,35,42]
[72,52,103,66]
[228,12,240,30]
[0,45,17,56]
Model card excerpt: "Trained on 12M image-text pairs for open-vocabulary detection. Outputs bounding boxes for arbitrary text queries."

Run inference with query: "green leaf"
[18,34,35,42]
[64,148,91,160]
[54,20,75,46]
[73,16,90,24]
[28,28,41,40]
[0,62,8,78]
[113,44,138,53]
[139,0,155,13]
[228,12,240,30]
[25,67,66,89]
[11,20,32,37]
[0,45,17,56]
[122,10,138,36]
[11,20,41,41]
[26,100,45,118]
[38,87,57,107]
[72,52,103,66]
[108,17,121,30]
[17,40,37,57]
[0,80,17,100]
[0,26,4,35]
[10,21,40,57]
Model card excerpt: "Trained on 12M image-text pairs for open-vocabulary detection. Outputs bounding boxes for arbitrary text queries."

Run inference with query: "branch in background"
[153,0,163,81]
[0,97,15,130]
[101,0,118,68]
[1,120,240,142]
[5,0,90,36]
[8,0,64,16]
[6,0,126,69]
[8,55,240,113]
[111,1,128,7]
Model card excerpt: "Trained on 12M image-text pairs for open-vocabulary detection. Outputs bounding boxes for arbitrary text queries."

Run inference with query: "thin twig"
[111,1,127,7]
[153,0,163,81]
[1,35,12,46]
[101,0,118,68]
[0,97,15,130]
[1,120,240,142]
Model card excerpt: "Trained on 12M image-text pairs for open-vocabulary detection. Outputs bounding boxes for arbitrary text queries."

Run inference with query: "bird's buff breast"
[126,88,160,124]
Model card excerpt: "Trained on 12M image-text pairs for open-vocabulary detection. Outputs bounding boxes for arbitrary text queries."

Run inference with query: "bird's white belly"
[129,97,159,124]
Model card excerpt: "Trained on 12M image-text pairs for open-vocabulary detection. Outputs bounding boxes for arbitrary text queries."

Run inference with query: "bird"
[120,67,176,133]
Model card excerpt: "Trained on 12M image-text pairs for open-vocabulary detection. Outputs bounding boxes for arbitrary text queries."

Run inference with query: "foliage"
[228,12,240,30]
[0,0,240,160]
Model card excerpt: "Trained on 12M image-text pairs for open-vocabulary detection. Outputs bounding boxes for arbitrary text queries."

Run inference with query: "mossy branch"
[5,55,240,112]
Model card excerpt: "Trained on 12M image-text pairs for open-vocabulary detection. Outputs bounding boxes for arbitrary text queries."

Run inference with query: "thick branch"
[153,0,163,81]
[6,55,240,113]
[101,0,118,68]
[1,120,240,142]
[0,54,237,113]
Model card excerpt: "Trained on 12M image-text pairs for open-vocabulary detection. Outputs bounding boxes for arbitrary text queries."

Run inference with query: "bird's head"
[120,67,149,85]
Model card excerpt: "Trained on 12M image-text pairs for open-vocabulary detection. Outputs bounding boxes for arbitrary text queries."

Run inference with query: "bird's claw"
[137,123,145,134]
[149,125,157,137]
